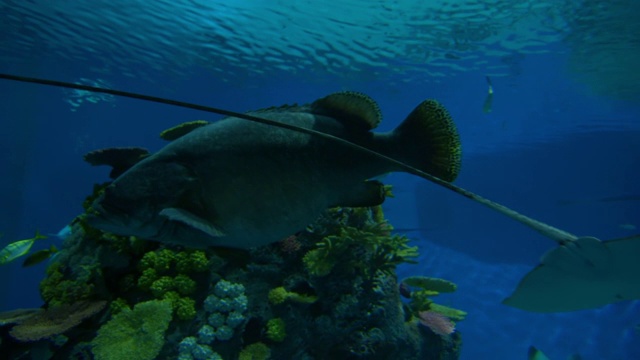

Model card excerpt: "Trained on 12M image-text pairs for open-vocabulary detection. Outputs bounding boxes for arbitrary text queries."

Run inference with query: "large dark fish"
[4,73,637,313]
[85,92,461,249]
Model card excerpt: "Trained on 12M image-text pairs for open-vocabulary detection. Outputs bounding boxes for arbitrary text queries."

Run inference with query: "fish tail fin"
[391,100,461,182]
[34,230,47,241]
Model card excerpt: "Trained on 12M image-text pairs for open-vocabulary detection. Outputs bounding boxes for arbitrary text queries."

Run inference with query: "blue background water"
[1,1,639,359]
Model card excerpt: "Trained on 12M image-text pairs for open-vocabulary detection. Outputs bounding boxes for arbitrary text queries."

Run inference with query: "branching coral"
[265,318,286,342]
[138,248,209,274]
[303,222,418,278]
[39,262,97,306]
[135,248,207,320]
[163,291,197,321]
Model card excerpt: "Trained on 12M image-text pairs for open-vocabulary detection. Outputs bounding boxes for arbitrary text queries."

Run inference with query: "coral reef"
[265,318,286,342]
[0,185,462,359]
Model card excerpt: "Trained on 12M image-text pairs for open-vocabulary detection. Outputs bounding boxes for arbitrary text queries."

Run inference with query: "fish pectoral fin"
[159,208,225,238]
[332,180,386,208]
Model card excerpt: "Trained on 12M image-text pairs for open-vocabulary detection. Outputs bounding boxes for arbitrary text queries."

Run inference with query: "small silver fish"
[22,245,58,267]
[482,76,493,114]
[619,223,637,230]
[0,231,47,265]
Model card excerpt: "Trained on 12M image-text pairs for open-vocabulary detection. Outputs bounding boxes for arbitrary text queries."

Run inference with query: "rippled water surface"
[1,0,637,93]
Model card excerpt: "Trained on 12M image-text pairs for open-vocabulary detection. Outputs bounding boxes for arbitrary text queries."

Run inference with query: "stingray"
[1,73,638,313]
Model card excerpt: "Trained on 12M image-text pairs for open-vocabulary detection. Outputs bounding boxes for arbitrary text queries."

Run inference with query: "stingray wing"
[503,235,640,312]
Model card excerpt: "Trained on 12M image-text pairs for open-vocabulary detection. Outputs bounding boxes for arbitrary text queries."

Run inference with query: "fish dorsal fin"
[83,147,150,179]
[160,120,209,141]
[311,91,382,130]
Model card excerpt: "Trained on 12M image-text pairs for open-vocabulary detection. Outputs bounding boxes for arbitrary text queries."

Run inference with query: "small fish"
[22,245,58,267]
[49,225,72,240]
[619,223,636,231]
[482,76,494,114]
[0,231,47,265]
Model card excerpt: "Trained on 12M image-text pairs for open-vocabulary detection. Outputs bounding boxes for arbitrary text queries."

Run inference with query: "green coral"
[238,342,271,360]
[139,248,208,274]
[109,298,130,315]
[137,268,157,290]
[39,262,96,306]
[137,248,205,296]
[403,276,457,293]
[268,287,317,305]
[175,250,209,273]
[92,299,173,360]
[139,249,173,272]
[402,276,466,321]
[173,274,197,295]
[150,276,175,297]
[266,318,286,342]
[268,287,288,305]
[174,297,196,320]
[303,222,418,278]
[162,291,197,321]
[156,249,174,272]
[302,249,335,277]
[147,274,196,297]
[135,248,203,317]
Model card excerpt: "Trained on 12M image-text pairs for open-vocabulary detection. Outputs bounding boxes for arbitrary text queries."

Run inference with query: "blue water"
[1,1,639,359]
